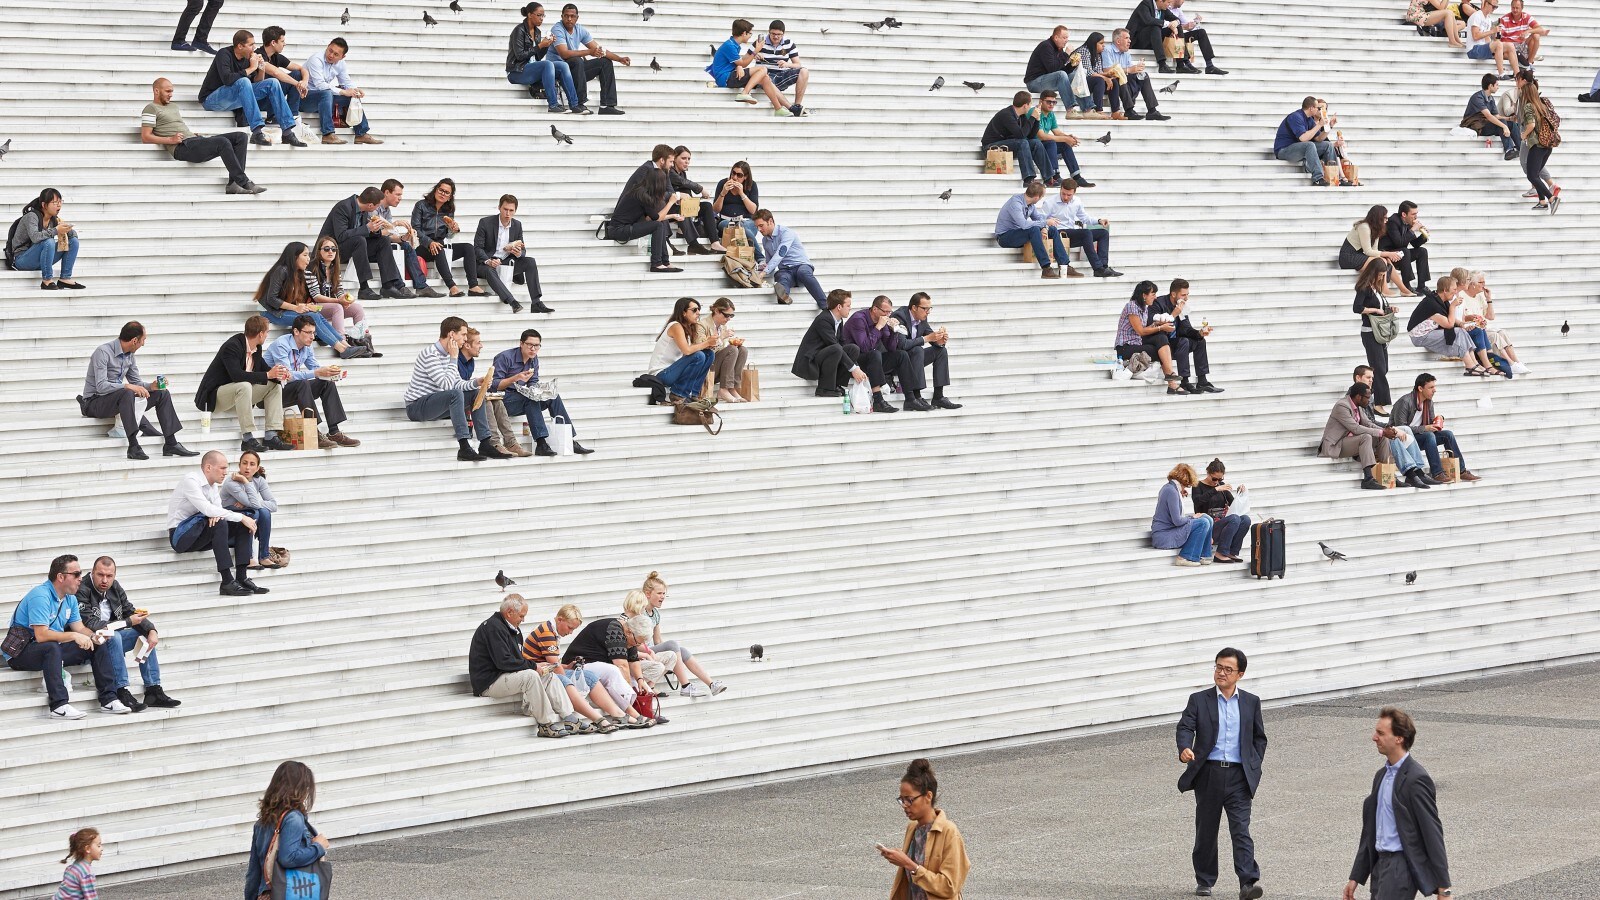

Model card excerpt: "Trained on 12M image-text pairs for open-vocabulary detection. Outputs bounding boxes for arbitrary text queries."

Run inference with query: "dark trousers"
[1173,335,1210,380]
[1361,331,1392,406]
[608,219,670,268]
[174,0,224,44]
[1526,145,1555,201]
[1131,24,1172,61]
[503,392,576,440]
[1111,74,1161,114]
[1391,246,1430,290]
[1414,429,1467,477]
[170,512,251,578]
[1184,27,1217,63]
[678,201,720,247]
[1369,851,1418,900]
[854,346,910,390]
[417,241,478,289]
[1044,140,1082,178]
[1213,514,1251,557]
[813,344,859,389]
[7,638,119,709]
[568,55,619,108]
[905,343,950,394]
[82,388,183,440]
[173,132,249,183]
[366,236,409,289]
[480,255,541,306]
[1062,227,1110,270]
[1193,763,1260,889]
[282,378,348,432]
[336,233,401,289]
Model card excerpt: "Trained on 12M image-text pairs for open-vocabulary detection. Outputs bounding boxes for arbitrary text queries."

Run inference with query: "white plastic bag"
[346,97,365,128]
[546,415,575,454]
[1227,489,1252,518]
[847,378,873,414]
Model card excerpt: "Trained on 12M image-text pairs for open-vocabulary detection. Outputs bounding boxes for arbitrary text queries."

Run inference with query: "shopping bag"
[1440,450,1461,483]
[738,367,761,402]
[1163,36,1186,60]
[546,415,575,455]
[281,412,317,450]
[1227,489,1253,517]
[1021,234,1055,265]
[1340,158,1362,186]
[1323,163,1341,186]
[1374,462,1399,490]
[847,378,873,414]
[984,146,1015,175]
[721,224,750,247]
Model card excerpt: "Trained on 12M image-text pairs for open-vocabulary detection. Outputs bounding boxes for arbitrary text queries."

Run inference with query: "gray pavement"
[110,661,1600,900]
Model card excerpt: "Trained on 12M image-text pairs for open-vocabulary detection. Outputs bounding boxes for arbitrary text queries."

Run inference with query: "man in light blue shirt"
[1102,28,1169,121]
[263,315,358,446]
[993,182,1070,278]
[304,37,380,143]
[550,3,628,114]
[1177,648,1267,899]
[4,555,122,719]
[755,210,827,307]
[1347,707,1452,900]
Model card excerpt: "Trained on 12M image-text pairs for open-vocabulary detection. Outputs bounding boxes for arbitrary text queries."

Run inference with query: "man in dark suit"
[321,186,405,301]
[1345,707,1452,900]
[1127,0,1179,73]
[791,289,868,398]
[891,292,961,412]
[473,194,547,313]
[1152,278,1222,394]
[1378,201,1430,294]
[1177,647,1267,900]
[194,315,292,452]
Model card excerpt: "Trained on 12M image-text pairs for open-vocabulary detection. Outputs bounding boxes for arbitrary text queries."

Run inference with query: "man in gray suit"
[1177,647,1267,900]
[891,291,962,412]
[1345,707,1453,900]
[1320,382,1398,490]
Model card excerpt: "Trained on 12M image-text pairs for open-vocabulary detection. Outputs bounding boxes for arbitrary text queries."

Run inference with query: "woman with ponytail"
[880,758,970,898]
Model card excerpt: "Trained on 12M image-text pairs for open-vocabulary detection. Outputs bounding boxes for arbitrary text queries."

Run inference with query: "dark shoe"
[871,395,899,414]
[509,301,525,313]
[1093,267,1115,278]
[172,41,196,51]
[194,41,218,54]
[479,440,513,460]
[40,281,62,290]
[238,577,269,594]
[1205,66,1228,75]
[599,106,626,115]
[649,265,684,274]
[1580,92,1600,103]
[534,441,558,457]
[1041,267,1062,279]
[1360,477,1386,490]
[143,685,181,708]
[281,131,308,148]
[1180,381,1201,395]
[338,343,373,360]
[1126,111,1146,121]
[1240,882,1264,900]
[1404,472,1431,489]
[1198,381,1224,394]
[572,105,594,115]
[1105,268,1124,277]
[1504,149,1519,161]
[127,444,149,461]
[116,687,147,713]
[241,437,268,453]
[1145,112,1171,121]
[1167,384,1186,395]
[1311,177,1329,187]
[932,396,963,410]
[261,435,293,451]
[220,580,253,597]
[686,243,717,256]
[529,301,555,313]
[1458,471,1482,482]
[1158,62,1175,74]
[815,387,843,397]
[250,130,271,147]
[572,442,594,455]
[357,287,382,301]
[1073,175,1095,188]
[415,286,445,298]
[226,180,254,195]
[1195,889,1213,898]
[1177,60,1202,74]
[1417,472,1442,486]
[382,284,416,299]
[903,397,934,412]
[458,444,487,462]
[1044,176,1062,189]
[163,441,199,458]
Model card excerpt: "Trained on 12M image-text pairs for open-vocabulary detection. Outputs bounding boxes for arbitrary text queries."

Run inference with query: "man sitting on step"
[1126,0,1180,73]
[76,556,182,712]
[140,78,264,195]
[549,3,629,116]
[376,179,442,298]
[506,2,582,113]
[455,327,517,460]
[197,30,307,149]
[1387,373,1484,484]
[755,209,827,307]
[403,316,495,462]
[261,315,361,449]
[1030,91,1095,189]
[840,294,911,414]
[166,451,266,595]
[980,90,1050,186]
[994,181,1072,279]
[1152,279,1222,393]
[468,595,580,738]
[792,289,870,398]
[1318,382,1398,490]
[321,187,408,301]
[492,328,594,456]
[892,292,963,411]
[79,321,196,461]
[194,315,293,453]
[304,37,384,144]
[1353,366,1439,490]
[1274,96,1339,185]
[521,603,624,733]
[3,555,125,720]
[473,194,549,313]
[1163,0,1228,75]
[1040,181,1119,278]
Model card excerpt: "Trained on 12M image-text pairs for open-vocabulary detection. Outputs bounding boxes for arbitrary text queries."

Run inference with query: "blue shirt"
[1101,47,1135,72]
[994,193,1046,235]
[4,581,79,660]
[263,333,319,382]
[1376,754,1408,852]
[458,355,477,381]
[707,37,743,87]
[1207,690,1242,763]
[550,22,592,53]
[1274,109,1322,153]
[491,347,540,387]
[761,224,811,272]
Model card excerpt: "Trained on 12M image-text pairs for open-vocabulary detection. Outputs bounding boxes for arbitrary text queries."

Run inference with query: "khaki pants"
[213,381,284,434]
[639,649,680,687]
[486,398,523,451]
[482,669,573,725]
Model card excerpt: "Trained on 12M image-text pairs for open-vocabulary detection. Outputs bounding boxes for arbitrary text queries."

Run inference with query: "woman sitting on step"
[1451,267,1528,375]
[221,449,284,571]
[1338,205,1411,296]
[252,241,370,360]
[1152,463,1215,568]
[640,297,716,404]
[304,234,379,357]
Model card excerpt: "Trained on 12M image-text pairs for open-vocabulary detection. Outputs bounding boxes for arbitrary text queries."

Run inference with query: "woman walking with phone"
[879,758,970,898]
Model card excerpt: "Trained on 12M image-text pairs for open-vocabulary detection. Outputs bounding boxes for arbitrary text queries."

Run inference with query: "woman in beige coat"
[881,758,971,899]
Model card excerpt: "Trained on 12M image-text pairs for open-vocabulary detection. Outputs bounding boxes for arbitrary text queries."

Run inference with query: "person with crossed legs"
[892,292,962,412]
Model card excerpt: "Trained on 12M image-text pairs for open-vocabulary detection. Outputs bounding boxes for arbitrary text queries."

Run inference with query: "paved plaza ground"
[111,660,1600,899]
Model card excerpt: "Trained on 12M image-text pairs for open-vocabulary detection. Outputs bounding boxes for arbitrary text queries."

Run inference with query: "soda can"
[155,375,169,391]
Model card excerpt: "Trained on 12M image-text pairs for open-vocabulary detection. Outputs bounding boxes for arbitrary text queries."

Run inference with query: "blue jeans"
[773,263,826,308]
[656,350,714,399]
[14,236,78,279]
[1390,432,1428,473]
[1026,71,1075,107]
[987,138,1050,183]
[304,89,371,136]
[557,667,600,690]
[1414,429,1467,478]
[995,226,1068,270]
[405,390,491,440]
[502,392,576,441]
[201,77,297,132]
[1179,515,1214,562]
[1213,514,1250,558]
[261,307,344,348]
[244,508,273,562]
[1469,328,1492,352]
[717,217,764,262]
[1062,227,1109,269]
[1275,141,1337,178]
[107,626,161,690]
[508,59,579,110]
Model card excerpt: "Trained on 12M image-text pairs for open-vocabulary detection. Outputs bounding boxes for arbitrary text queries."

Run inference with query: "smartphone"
[874,843,889,853]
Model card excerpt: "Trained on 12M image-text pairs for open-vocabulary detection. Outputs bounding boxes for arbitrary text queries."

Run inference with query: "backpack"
[3,216,23,270]
[1536,99,1561,148]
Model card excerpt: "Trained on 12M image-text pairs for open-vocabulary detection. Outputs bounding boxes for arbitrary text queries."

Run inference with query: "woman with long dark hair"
[244,761,329,900]
[1113,280,1182,395]
[252,242,369,359]
[410,178,483,297]
[305,234,378,356]
[1353,256,1396,409]
[10,188,83,289]
[1518,74,1561,212]
[607,167,683,273]
[644,297,716,402]
[1338,205,1409,295]
[1072,32,1114,116]
[879,758,970,899]
[713,161,764,263]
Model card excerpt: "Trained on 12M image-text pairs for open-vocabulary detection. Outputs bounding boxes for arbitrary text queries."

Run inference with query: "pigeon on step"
[551,124,574,145]
[862,20,885,31]
[341,7,350,25]
[1318,542,1348,562]
[1405,571,1417,585]
[650,56,662,72]
[1094,132,1111,144]
[450,0,462,12]
[750,643,765,661]
[641,7,654,20]
[0,138,10,161]
[883,16,903,27]
[1158,80,1179,94]
[422,10,438,26]
[938,188,952,201]
[962,80,984,92]
[929,76,944,91]
[495,570,516,588]
[1560,320,1570,335]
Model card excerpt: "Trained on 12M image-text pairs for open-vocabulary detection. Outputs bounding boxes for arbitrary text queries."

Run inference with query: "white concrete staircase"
[1,0,1598,893]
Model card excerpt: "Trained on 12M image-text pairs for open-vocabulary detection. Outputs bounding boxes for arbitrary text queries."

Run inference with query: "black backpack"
[3,216,22,270]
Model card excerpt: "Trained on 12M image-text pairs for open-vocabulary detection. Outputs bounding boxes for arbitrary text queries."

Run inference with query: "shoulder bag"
[259,811,333,900]
[1370,307,1400,344]
[671,397,722,435]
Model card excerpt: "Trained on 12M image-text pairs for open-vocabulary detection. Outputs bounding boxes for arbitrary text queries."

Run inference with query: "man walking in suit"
[1176,647,1267,899]
[473,194,547,313]
[892,292,962,412]
[1345,707,1452,900]
[791,289,868,397]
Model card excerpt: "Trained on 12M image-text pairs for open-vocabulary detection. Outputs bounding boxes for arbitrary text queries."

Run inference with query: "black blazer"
[1128,0,1169,33]
[1176,686,1268,796]
[1349,755,1451,896]
[473,215,525,264]
[195,333,271,412]
[321,195,370,246]
[890,306,933,352]
[1379,214,1428,253]
[791,310,844,380]
[1153,294,1205,342]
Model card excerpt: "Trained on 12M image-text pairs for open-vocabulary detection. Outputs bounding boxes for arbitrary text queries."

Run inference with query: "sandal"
[536,722,570,738]
[591,717,619,734]
[1463,366,1490,377]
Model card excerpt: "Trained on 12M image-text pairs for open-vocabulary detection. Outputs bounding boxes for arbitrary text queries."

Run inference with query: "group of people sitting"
[707,18,812,117]
[788,291,963,412]
[993,179,1120,278]
[505,2,630,115]
[1113,279,1224,395]
[981,89,1104,189]
[166,449,287,595]
[1320,366,1482,491]
[1152,460,1251,567]
[1409,0,1548,79]
[468,571,727,737]
[1272,96,1358,187]
[1459,71,1563,209]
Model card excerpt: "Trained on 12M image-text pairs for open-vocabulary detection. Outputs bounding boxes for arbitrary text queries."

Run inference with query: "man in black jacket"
[506,2,583,112]
[1177,647,1267,900]
[981,91,1049,185]
[194,315,292,452]
[792,289,869,397]
[1379,201,1430,294]
[77,557,181,712]
[1023,27,1080,107]
[473,194,547,313]
[1344,708,1452,900]
[196,30,306,147]
[1153,278,1223,394]
[892,292,962,411]
[320,187,406,301]
[468,596,576,738]
[1127,0,1179,73]
[1164,0,1227,75]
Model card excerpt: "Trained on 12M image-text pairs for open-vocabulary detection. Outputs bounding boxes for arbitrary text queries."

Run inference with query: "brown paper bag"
[721,224,749,247]
[1163,36,1186,61]
[1340,158,1361,185]
[281,413,317,450]
[1440,451,1461,483]
[1021,235,1055,265]
[1323,163,1341,186]
[984,146,1015,175]
[1374,462,1398,490]
[680,195,702,217]
[728,244,755,265]
[738,367,760,402]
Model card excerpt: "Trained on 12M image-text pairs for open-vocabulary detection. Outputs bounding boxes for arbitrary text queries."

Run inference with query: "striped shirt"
[1497,10,1534,43]
[54,862,98,900]
[521,619,562,663]
[754,34,798,67]
[403,342,472,404]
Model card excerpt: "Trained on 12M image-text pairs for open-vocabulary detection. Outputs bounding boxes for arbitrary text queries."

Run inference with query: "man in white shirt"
[165,450,263,596]
[1042,182,1120,278]
[471,195,547,313]
[1465,0,1519,79]
[304,37,384,144]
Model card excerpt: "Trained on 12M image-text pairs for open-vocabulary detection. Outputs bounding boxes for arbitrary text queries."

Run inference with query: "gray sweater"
[9,209,75,258]
[220,474,278,513]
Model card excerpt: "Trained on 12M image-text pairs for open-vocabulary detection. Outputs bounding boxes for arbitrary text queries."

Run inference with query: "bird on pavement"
[495,570,516,588]
[650,56,662,72]
[938,188,953,202]
[422,10,438,26]
[929,76,944,91]
[551,125,574,144]
[1094,131,1111,144]
[1318,542,1348,562]
[820,27,829,34]
[862,20,885,31]
[1158,80,1179,94]
[1405,571,1418,585]
[0,138,10,161]
[340,7,351,25]
[962,80,984,92]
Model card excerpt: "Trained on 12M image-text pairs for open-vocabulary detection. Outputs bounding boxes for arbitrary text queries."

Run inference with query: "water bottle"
[842,390,852,415]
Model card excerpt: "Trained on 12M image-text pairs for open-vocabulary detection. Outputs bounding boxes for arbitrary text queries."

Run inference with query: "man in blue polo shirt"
[1274,96,1339,185]
[3,554,125,720]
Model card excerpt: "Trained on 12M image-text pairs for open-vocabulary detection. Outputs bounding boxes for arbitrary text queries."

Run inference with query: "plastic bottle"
[842,390,852,415]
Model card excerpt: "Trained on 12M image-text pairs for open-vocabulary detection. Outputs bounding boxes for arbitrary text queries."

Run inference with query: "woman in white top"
[1451,267,1528,374]
[1338,206,1411,296]
[705,297,749,402]
[643,297,717,403]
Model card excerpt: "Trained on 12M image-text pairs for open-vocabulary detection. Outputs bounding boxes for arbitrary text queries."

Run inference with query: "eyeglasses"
[63,570,83,578]
[717,310,735,318]
[1214,665,1239,675]
[895,793,926,807]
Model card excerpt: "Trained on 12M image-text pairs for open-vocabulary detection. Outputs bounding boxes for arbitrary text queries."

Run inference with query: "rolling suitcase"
[1249,518,1286,579]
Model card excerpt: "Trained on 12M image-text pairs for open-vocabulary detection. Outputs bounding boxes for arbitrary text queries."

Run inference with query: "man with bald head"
[139,77,264,194]
[166,450,265,597]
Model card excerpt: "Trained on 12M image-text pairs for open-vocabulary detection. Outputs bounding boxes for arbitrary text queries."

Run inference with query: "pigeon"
[1094,131,1111,144]
[632,0,649,6]
[449,0,462,12]
[495,569,516,588]
[1560,320,1570,335]
[551,124,574,145]
[938,188,952,202]
[422,10,438,26]
[862,20,885,31]
[929,76,944,91]
[750,643,764,661]
[708,43,719,56]
[1158,80,1179,95]
[1405,571,1418,585]
[883,16,903,27]
[340,7,350,25]
[962,80,984,92]
[641,6,654,20]
[0,138,9,161]
[1318,542,1348,562]
[819,27,829,34]
[650,56,662,72]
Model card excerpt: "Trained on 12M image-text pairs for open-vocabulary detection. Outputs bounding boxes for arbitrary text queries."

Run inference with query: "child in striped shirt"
[55,828,101,900]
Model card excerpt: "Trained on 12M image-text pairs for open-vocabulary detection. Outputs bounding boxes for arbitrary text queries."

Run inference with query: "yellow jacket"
[890,810,971,899]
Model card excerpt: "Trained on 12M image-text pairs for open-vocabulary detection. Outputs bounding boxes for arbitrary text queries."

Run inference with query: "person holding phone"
[880,758,970,899]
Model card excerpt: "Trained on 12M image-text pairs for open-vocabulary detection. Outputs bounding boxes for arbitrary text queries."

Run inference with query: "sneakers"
[548,104,569,113]
[734,92,758,104]
[100,698,133,715]
[789,104,810,117]
[773,106,793,117]
[1174,557,1202,567]
[48,704,87,720]
[681,683,710,698]
[116,687,147,713]
[143,685,181,708]
[709,680,728,695]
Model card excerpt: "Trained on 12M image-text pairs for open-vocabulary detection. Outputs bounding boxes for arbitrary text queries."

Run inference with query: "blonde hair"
[622,590,651,617]
[1167,463,1198,487]
[1448,266,1470,285]
[642,570,667,592]
[62,828,99,864]
[554,603,582,623]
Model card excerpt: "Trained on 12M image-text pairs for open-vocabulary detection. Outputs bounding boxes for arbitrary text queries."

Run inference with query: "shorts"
[727,71,752,90]
[1466,43,1493,60]
[768,67,802,90]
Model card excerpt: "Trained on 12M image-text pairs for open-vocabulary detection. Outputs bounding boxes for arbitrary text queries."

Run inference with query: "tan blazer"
[1318,397,1385,458]
[890,810,971,900]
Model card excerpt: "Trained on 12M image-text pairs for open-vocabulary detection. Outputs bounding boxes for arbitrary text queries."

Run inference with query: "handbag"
[258,812,333,900]
[671,397,722,435]
[1408,319,1439,341]
[2,624,33,658]
[632,689,657,720]
[546,414,575,455]
[1370,310,1400,344]
[345,97,365,128]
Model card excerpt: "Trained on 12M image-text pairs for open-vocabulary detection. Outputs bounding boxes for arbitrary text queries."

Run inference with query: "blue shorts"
[768,67,802,90]
[1466,43,1494,60]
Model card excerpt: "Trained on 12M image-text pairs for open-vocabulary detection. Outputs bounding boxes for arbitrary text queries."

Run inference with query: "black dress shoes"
[932,397,963,410]
[871,395,899,414]
[1198,382,1225,393]
[903,396,934,412]
[163,442,199,457]
[261,434,293,451]
[127,444,149,461]
[241,437,268,453]
[1404,471,1432,489]
[529,301,555,313]
[220,581,253,596]
[237,577,269,594]
[815,387,843,397]
[571,442,595,455]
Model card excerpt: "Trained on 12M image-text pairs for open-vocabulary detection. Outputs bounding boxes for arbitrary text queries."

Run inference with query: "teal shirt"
[1031,106,1058,135]
[3,580,79,660]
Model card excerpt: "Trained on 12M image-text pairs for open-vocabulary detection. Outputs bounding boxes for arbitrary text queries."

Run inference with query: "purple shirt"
[492,346,540,386]
[840,309,897,354]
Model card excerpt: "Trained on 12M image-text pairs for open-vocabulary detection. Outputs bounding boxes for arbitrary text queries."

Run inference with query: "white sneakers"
[1510,362,1530,375]
[734,93,758,104]
[48,704,87,720]
[100,699,132,715]
[680,682,730,698]
[709,681,728,695]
